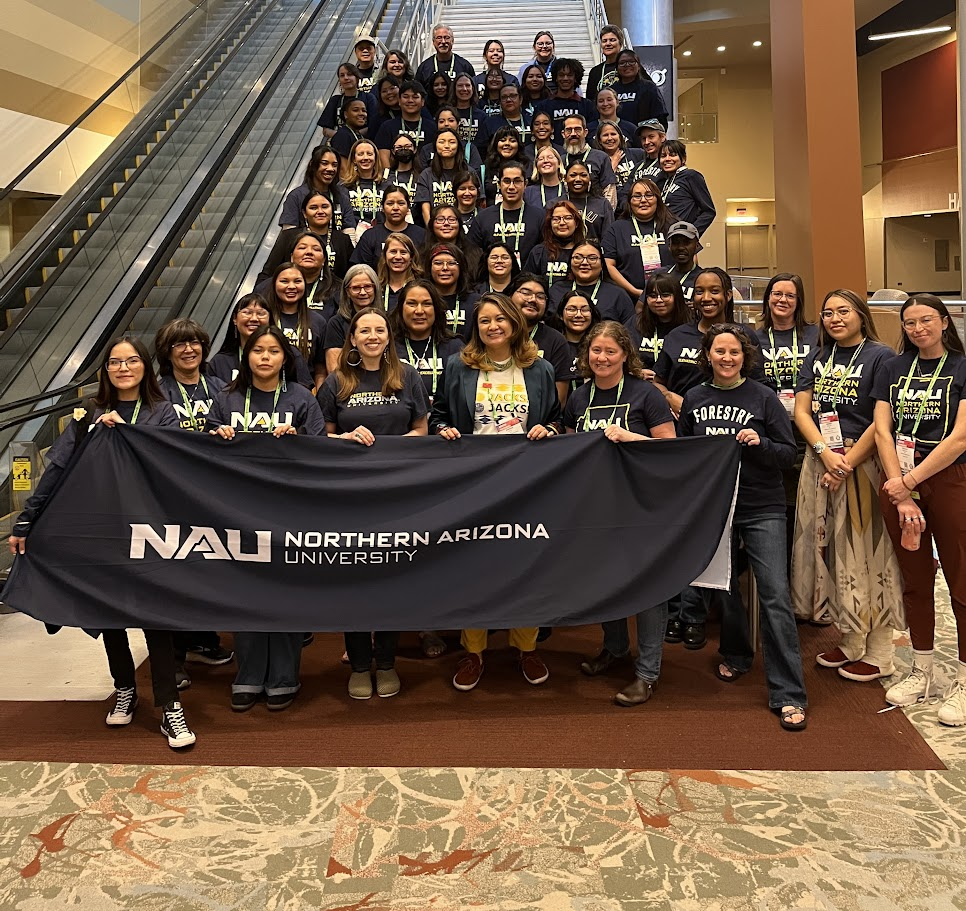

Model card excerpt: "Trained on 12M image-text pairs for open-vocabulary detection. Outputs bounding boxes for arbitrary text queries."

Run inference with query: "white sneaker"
[938,680,966,727]
[106,687,138,726]
[160,701,197,749]
[885,665,947,706]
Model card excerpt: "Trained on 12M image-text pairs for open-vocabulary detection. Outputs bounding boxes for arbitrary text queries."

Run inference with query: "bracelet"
[902,472,917,490]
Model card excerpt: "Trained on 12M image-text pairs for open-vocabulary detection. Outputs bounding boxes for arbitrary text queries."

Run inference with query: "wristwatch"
[812,441,827,455]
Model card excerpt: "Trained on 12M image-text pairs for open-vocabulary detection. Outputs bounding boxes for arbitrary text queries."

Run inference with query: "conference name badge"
[639,236,662,272]
[819,412,845,454]
[778,389,795,417]
[896,434,919,499]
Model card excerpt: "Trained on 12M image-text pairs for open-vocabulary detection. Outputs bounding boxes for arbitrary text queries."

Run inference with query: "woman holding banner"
[318,307,430,698]
[9,337,197,749]
[207,326,325,712]
[563,321,675,706]
[430,291,562,691]
[677,323,808,731]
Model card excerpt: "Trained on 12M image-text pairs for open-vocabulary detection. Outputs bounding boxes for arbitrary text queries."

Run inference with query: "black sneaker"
[665,619,684,644]
[160,701,196,748]
[185,645,234,666]
[231,691,260,712]
[267,691,298,711]
[175,664,191,690]
[106,687,138,726]
[682,623,707,650]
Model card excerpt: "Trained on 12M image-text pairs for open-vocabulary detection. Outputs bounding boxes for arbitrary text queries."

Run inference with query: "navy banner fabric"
[5,426,740,631]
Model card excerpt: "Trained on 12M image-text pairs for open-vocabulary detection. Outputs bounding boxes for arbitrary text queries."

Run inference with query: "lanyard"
[631,216,656,246]
[405,337,438,395]
[449,296,462,334]
[130,398,142,425]
[820,341,865,413]
[498,203,525,251]
[572,278,601,304]
[505,116,526,138]
[351,181,378,219]
[387,169,416,196]
[176,376,209,432]
[897,353,948,439]
[243,382,282,432]
[582,376,624,431]
[661,172,680,202]
[766,327,800,388]
[435,54,455,78]
[672,265,696,287]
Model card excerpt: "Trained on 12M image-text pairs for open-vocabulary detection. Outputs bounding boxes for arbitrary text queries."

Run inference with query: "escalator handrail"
[0,2,209,204]
[0,372,97,424]
[0,0,283,360]
[0,0,265,301]
[40,0,327,397]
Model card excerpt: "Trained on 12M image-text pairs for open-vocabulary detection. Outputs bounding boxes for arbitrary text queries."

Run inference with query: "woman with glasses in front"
[523,200,586,290]
[625,271,691,380]
[9,337,199,749]
[422,204,482,277]
[548,240,635,324]
[324,265,383,373]
[873,295,966,725]
[791,290,901,684]
[678,323,808,731]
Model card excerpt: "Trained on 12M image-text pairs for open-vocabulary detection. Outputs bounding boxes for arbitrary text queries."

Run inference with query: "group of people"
[8,26,966,751]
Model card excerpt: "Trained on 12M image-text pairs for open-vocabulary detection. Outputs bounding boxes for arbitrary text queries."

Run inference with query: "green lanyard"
[572,278,601,305]
[498,203,525,252]
[897,353,948,439]
[176,376,209,432]
[632,216,656,246]
[435,55,455,78]
[243,382,282,432]
[582,376,624,432]
[449,296,462,334]
[819,341,865,413]
[405,337,438,396]
[766,327,800,389]
[130,398,142,425]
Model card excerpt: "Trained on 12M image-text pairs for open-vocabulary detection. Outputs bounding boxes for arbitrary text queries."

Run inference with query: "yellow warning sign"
[12,456,31,491]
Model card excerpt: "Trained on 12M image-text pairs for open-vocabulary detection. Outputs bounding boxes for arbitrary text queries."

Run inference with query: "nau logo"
[130,524,272,562]
[680,346,701,361]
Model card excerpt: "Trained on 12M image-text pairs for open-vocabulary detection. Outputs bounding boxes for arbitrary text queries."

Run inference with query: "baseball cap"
[636,118,667,134]
[354,34,377,47]
[667,221,699,240]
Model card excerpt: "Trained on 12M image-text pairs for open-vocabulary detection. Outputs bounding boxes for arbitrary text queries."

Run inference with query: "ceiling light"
[682,50,692,56]
[726,215,759,225]
[753,41,762,47]
[717,45,726,52]
[869,25,952,41]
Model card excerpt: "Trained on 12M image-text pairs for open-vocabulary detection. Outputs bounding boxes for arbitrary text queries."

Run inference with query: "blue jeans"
[602,602,669,682]
[233,632,302,696]
[720,514,807,709]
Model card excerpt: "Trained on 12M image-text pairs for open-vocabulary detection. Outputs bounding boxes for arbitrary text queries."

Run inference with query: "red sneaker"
[520,650,549,685]
[453,653,484,691]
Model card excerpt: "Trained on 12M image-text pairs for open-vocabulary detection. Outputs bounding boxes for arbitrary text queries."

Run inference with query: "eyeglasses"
[646,292,674,301]
[562,127,584,136]
[170,339,202,352]
[489,254,513,263]
[238,307,269,318]
[563,306,592,315]
[516,288,547,302]
[501,177,525,185]
[820,307,854,320]
[107,356,143,370]
[770,291,798,301]
[617,60,638,68]
[630,193,657,202]
[434,215,458,224]
[902,315,941,330]
[535,42,554,49]
[571,254,601,264]
[349,283,375,293]
[551,215,575,223]
[433,259,459,268]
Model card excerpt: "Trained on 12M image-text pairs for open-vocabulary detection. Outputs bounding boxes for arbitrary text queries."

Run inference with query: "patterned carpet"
[1,582,963,910]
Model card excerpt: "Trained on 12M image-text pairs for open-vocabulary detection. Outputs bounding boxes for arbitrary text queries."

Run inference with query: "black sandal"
[777,705,807,731]
[714,662,746,683]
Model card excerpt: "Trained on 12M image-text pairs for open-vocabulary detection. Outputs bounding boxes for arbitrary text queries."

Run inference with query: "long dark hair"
[759,272,811,331]
[431,129,468,179]
[336,307,406,399]
[898,293,965,355]
[95,336,165,410]
[546,289,601,335]
[373,74,402,116]
[266,262,312,362]
[816,289,880,349]
[389,279,455,344]
[637,271,690,337]
[230,325,297,394]
[217,293,277,355]
[481,241,522,288]
[521,64,551,101]
[422,207,481,276]
[542,200,586,260]
[485,126,529,174]
[618,177,674,232]
[289,230,337,301]
[427,71,455,114]
[427,241,471,297]
[155,318,212,377]
[304,144,340,192]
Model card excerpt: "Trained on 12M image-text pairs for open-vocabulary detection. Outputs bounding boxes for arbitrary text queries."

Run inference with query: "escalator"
[0,0,441,582]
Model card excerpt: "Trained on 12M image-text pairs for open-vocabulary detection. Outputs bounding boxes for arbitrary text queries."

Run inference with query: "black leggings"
[101,629,179,707]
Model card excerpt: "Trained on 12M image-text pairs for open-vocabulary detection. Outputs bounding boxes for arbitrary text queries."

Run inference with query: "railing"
[0,1,228,204]
[583,0,607,64]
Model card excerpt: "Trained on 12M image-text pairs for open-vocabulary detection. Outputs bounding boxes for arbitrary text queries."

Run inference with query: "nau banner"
[5,427,739,632]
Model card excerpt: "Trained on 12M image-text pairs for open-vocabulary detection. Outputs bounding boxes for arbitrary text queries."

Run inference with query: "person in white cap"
[353,35,379,93]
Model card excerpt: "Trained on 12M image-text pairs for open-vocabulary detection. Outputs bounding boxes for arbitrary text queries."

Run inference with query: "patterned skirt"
[790,448,905,633]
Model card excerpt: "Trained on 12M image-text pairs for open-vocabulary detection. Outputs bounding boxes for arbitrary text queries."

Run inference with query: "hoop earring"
[346,347,362,368]
[383,348,390,363]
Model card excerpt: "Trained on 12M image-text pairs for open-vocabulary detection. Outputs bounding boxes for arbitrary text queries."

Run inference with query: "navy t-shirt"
[206,384,325,435]
[678,379,796,518]
[754,324,820,395]
[522,244,573,289]
[564,374,673,434]
[468,203,545,263]
[796,340,893,443]
[548,279,634,323]
[350,223,425,268]
[278,310,327,371]
[602,219,673,292]
[318,364,429,435]
[654,321,766,396]
[531,322,572,383]
[624,317,681,371]
[159,374,226,432]
[394,336,464,402]
[872,350,966,464]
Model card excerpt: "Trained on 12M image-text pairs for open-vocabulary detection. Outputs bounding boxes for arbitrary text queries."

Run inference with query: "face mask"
[394,148,415,163]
